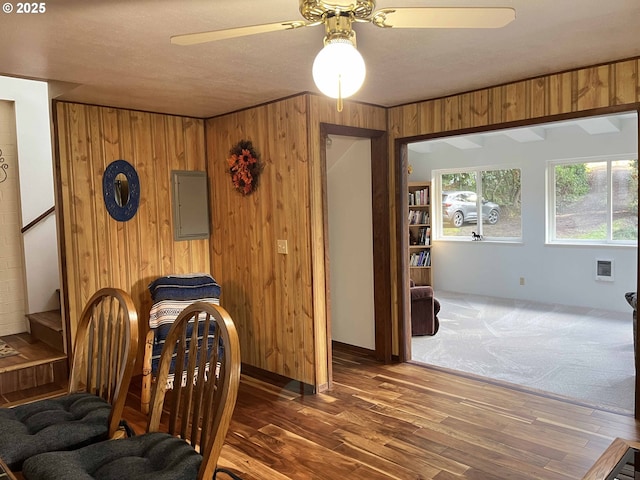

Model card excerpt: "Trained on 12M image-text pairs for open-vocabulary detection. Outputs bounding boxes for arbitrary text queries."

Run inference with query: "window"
[437,167,521,240]
[549,158,638,244]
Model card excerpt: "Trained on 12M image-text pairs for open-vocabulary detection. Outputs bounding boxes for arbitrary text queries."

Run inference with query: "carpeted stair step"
[26,310,64,353]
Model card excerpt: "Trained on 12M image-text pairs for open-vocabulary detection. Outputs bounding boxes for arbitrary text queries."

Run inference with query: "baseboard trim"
[241,363,316,395]
[331,341,376,358]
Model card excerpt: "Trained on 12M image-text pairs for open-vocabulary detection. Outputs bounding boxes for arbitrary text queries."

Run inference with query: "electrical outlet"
[519,277,525,286]
[277,239,288,255]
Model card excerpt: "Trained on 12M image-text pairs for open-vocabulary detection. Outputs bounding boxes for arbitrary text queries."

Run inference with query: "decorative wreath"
[227,140,263,195]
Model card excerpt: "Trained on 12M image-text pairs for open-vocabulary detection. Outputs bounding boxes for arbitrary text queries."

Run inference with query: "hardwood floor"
[121,347,639,480]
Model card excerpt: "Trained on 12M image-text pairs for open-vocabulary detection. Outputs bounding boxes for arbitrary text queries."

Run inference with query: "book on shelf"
[408,210,430,225]
[417,226,431,245]
[408,186,430,206]
[409,250,431,267]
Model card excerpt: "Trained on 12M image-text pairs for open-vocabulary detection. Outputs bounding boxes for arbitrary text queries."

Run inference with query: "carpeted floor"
[411,291,635,414]
[0,339,19,359]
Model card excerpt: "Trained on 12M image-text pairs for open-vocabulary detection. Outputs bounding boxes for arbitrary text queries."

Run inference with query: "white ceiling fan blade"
[171,20,310,46]
[371,7,516,29]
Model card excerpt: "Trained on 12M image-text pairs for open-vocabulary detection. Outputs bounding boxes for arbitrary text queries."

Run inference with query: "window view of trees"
[552,159,637,242]
[439,168,521,238]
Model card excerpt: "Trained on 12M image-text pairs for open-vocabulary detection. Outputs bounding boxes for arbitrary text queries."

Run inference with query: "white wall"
[0,76,59,326]
[327,136,375,349]
[409,114,638,313]
[0,101,29,334]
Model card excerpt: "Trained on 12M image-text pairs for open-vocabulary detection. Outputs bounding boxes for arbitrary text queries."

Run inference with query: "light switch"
[277,239,288,254]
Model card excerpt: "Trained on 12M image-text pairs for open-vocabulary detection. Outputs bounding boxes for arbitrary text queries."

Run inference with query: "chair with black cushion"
[21,301,241,480]
[0,288,139,472]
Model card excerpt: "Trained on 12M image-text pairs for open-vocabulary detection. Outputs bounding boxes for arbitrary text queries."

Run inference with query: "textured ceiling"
[1,0,639,118]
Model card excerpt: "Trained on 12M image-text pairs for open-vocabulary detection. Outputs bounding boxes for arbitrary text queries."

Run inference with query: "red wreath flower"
[227,140,263,195]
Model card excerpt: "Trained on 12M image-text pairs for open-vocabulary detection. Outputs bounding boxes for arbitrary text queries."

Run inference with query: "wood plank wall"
[55,102,210,363]
[388,58,640,356]
[206,94,386,388]
[54,57,639,390]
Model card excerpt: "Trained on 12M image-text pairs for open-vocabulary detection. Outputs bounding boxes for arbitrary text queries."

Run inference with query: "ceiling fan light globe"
[312,41,366,99]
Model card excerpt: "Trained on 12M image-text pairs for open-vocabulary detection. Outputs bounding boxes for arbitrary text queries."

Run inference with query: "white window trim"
[546,153,638,246]
[433,165,523,243]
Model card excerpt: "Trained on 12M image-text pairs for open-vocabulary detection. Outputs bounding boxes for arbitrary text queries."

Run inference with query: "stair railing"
[21,206,55,234]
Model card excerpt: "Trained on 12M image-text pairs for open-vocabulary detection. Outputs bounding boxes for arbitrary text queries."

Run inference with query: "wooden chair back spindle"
[68,288,139,437]
[147,302,240,479]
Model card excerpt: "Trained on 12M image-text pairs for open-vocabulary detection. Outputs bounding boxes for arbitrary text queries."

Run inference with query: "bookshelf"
[408,181,432,286]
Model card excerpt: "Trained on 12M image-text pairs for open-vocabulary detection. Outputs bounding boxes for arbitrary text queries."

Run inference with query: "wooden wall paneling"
[548,71,573,116]
[184,117,203,171]
[132,111,159,287]
[68,105,98,312]
[416,102,433,135]
[387,108,402,138]
[114,110,135,293]
[247,109,268,375]
[115,110,142,300]
[55,103,209,365]
[55,103,78,343]
[167,115,186,170]
[292,99,313,380]
[192,119,211,274]
[459,92,474,130]
[87,107,111,291]
[400,103,419,138]
[306,95,329,389]
[280,97,314,385]
[53,102,73,352]
[503,80,528,123]
[206,96,316,387]
[488,86,504,125]
[529,77,547,119]
[102,108,128,291]
[130,111,159,343]
[151,115,173,276]
[257,106,277,376]
[428,98,446,134]
[443,95,460,132]
[166,115,189,271]
[181,117,209,274]
[614,59,639,105]
[471,89,490,128]
[576,64,611,111]
[431,98,446,134]
[250,105,271,375]
[263,100,288,376]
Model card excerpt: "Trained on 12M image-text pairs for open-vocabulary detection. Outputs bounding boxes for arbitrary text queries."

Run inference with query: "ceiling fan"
[171,1,516,110]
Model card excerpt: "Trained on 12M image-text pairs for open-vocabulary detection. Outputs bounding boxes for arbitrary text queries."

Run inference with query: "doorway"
[326,135,375,350]
[320,123,391,371]
[403,110,639,413]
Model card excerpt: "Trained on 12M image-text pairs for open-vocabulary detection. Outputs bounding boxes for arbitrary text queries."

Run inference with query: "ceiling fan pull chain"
[337,75,343,112]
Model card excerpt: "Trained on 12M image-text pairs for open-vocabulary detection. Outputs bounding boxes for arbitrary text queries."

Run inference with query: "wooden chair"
[0,288,139,472]
[21,302,241,480]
